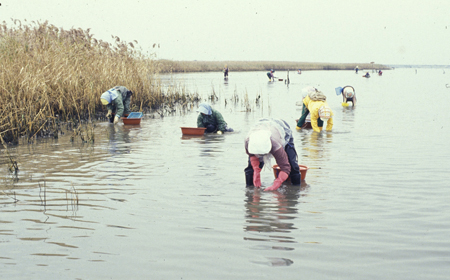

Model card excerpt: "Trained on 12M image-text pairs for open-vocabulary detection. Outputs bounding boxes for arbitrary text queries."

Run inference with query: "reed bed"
[157,60,390,73]
[0,19,199,144]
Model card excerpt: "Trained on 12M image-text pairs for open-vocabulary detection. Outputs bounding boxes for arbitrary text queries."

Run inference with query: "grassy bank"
[0,20,199,144]
[157,60,390,73]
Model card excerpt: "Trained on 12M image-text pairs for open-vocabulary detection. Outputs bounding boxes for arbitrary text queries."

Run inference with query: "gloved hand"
[106,110,112,118]
[217,131,223,135]
[250,156,262,187]
[113,116,119,124]
[265,171,288,191]
[296,126,301,130]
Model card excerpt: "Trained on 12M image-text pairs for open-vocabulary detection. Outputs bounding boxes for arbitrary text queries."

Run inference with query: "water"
[1,68,450,279]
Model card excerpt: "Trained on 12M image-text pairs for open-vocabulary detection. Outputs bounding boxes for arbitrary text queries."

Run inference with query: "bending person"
[197,103,233,134]
[244,118,301,191]
[100,86,133,124]
[296,90,333,132]
[341,86,356,107]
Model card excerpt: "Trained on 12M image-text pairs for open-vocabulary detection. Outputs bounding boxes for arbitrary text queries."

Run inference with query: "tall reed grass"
[0,19,199,144]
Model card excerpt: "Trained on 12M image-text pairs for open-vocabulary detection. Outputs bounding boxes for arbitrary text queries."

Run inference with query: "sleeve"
[271,146,291,176]
[326,116,333,131]
[197,114,204,128]
[213,110,227,131]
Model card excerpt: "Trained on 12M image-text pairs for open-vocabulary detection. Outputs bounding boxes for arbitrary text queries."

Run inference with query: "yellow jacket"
[303,95,333,132]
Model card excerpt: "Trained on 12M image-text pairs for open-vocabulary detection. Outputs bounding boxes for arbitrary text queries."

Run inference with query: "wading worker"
[197,103,233,134]
[100,86,133,124]
[341,85,356,107]
[296,90,333,133]
[244,118,301,191]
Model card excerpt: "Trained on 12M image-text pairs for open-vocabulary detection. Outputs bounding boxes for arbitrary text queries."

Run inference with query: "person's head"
[318,105,332,122]
[248,130,272,156]
[100,90,117,105]
[302,86,317,95]
[344,87,354,98]
[196,103,212,116]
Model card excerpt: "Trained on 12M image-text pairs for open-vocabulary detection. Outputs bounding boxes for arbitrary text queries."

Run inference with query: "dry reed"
[0,19,199,144]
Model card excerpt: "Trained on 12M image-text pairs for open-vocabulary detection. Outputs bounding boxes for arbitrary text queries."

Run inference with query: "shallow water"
[1,68,450,279]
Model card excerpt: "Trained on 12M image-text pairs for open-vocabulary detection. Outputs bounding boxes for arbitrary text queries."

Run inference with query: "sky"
[1,0,449,65]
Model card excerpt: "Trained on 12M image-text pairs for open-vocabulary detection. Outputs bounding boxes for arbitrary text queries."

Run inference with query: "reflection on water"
[244,182,309,266]
[2,69,450,279]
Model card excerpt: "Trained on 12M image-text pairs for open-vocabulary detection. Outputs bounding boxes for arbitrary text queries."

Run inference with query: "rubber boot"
[245,173,254,187]
[285,140,301,185]
[290,173,301,185]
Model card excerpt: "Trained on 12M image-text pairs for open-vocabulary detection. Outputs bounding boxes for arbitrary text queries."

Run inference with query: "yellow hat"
[101,98,109,105]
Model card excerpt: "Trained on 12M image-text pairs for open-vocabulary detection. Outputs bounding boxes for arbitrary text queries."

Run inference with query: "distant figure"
[378,70,383,76]
[296,90,333,133]
[100,86,133,124]
[196,103,233,134]
[363,72,370,78]
[223,65,229,78]
[298,69,302,74]
[266,69,275,81]
[244,118,301,190]
[355,66,359,74]
[341,86,356,107]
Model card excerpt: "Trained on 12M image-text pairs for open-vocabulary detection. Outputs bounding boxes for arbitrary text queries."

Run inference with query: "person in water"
[341,85,356,107]
[266,69,275,81]
[100,86,133,124]
[223,65,229,78]
[197,103,233,134]
[244,118,301,191]
[296,89,333,132]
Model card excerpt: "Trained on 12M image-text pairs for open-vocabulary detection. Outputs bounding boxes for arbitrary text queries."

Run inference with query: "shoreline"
[156,60,390,73]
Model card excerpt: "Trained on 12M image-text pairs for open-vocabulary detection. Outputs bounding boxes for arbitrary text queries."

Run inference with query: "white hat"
[196,103,212,115]
[344,87,354,98]
[248,130,272,155]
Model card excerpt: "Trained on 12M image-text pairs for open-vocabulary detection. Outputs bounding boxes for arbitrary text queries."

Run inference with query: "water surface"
[1,68,450,279]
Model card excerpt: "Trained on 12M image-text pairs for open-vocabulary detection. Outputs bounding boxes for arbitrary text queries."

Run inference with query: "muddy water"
[1,68,450,279]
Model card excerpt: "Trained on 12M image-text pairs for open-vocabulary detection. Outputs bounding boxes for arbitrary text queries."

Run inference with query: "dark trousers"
[244,139,301,186]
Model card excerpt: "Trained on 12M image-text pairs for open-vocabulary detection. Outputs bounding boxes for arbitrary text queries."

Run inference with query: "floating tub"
[181,127,206,135]
[273,164,309,181]
[121,112,143,125]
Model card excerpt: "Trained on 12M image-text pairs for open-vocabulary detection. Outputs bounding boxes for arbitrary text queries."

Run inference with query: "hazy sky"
[1,0,449,65]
